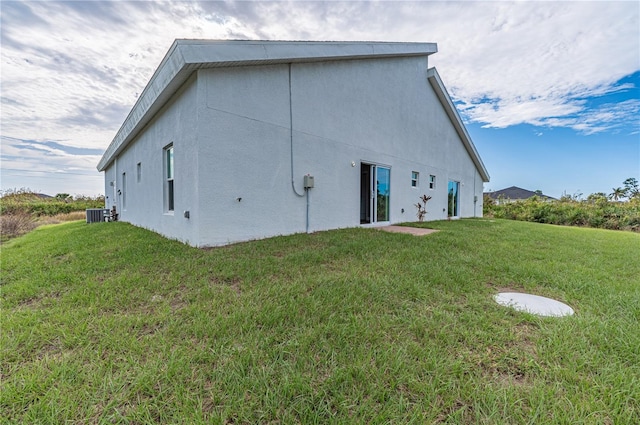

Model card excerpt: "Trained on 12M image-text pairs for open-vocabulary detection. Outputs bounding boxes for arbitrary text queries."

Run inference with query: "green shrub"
[0,189,105,241]
[485,197,640,232]
[0,189,104,217]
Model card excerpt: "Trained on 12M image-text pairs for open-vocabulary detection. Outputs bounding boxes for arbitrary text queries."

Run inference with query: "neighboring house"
[485,186,556,204]
[97,40,490,247]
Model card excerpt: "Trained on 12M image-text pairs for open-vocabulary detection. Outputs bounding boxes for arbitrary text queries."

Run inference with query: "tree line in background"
[0,188,104,241]
[587,177,639,202]
[484,178,640,232]
[2,177,639,242]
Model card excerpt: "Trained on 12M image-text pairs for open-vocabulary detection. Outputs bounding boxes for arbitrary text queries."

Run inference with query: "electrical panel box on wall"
[304,175,314,188]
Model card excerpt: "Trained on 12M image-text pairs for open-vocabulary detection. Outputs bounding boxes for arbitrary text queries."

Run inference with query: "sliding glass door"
[376,166,390,222]
[360,163,390,224]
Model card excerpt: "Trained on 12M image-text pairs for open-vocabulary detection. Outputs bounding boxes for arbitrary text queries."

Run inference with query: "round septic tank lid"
[495,292,574,317]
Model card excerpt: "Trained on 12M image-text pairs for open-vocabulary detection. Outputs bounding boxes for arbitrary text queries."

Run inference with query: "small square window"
[429,174,436,190]
[411,171,419,188]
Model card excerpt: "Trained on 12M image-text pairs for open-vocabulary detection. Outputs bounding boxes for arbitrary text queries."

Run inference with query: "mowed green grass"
[1,219,639,424]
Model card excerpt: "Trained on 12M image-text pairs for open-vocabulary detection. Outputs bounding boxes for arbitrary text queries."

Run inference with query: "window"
[165,145,174,212]
[429,174,436,190]
[447,180,459,217]
[137,162,142,183]
[121,172,127,210]
[411,171,419,188]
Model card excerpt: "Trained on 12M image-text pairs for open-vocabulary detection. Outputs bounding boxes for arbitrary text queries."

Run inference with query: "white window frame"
[164,144,174,213]
[429,174,436,190]
[121,172,127,210]
[411,171,419,188]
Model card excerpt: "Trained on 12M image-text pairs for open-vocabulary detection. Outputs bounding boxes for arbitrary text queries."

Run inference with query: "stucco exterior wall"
[195,64,299,246]
[103,53,486,247]
[103,74,200,245]
[290,56,483,225]
[424,81,484,220]
[189,57,484,246]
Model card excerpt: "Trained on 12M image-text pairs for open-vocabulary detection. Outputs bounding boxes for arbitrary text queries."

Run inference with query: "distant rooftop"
[485,186,556,201]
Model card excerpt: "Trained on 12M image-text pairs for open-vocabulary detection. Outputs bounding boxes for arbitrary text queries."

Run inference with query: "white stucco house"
[97,40,489,247]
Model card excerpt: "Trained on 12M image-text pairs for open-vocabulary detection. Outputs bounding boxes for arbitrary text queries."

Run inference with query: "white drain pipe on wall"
[288,63,312,233]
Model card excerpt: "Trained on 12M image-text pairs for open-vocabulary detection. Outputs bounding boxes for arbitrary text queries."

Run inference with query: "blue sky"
[1,1,639,198]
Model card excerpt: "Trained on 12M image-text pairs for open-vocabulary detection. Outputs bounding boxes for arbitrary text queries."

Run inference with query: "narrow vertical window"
[429,174,436,190]
[376,166,391,222]
[137,162,142,183]
[411,171,419,188]
[447,180,459,217]
[165,145,174,212]
[121,172,127,210]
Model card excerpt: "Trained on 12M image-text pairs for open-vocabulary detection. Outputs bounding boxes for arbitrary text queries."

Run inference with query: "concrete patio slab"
[495,292,574,317]
[378,226,439,236]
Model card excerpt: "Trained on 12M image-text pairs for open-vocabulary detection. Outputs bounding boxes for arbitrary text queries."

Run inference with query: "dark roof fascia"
[97,40,438,171]
[426,67,490,182]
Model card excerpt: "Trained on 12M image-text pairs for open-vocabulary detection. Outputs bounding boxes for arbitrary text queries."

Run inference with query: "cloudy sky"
[1,0,639,198]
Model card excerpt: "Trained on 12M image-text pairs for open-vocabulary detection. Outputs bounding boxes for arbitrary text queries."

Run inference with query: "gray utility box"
[303,175,314,189]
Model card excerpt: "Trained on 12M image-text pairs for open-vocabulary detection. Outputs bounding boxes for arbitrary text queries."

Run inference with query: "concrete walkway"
[378,225,439,236]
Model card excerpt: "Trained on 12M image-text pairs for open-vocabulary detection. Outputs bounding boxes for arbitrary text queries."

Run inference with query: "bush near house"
[0,188,104,241]
[484,195,640,232]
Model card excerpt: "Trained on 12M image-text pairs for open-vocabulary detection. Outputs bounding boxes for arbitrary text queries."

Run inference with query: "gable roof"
[485,186,556,200]
[97,40,487,182]
[97,40,437,171]
[427,68,489,182]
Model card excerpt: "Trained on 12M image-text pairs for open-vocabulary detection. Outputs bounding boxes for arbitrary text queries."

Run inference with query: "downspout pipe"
[288,62,310,234]
[306,188,310,233]
[114,157,118,211]
[289,63,306,199]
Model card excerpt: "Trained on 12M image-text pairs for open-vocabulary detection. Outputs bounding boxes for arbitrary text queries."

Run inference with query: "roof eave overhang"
[97,40,438,171]
[427,67,490,182]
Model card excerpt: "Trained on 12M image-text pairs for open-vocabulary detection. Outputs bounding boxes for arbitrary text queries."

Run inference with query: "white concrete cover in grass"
[495,292,574,317]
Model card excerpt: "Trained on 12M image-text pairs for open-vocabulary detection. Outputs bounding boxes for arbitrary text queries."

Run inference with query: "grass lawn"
[1,219,639,424]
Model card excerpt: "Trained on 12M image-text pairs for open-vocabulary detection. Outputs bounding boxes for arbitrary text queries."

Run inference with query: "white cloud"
[1,136,104,195]
[535,99,640,135]
[1,0,638,194]
[1,136,103,172]
[0,1,262,150]
[3,1,637,143]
